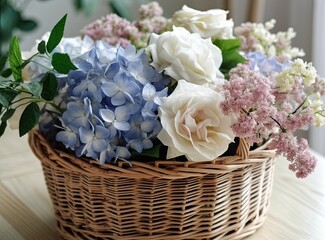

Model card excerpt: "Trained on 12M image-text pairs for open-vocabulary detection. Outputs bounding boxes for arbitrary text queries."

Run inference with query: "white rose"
[158,80,235,161]
[171,5,234,40]
[146,26,224,86]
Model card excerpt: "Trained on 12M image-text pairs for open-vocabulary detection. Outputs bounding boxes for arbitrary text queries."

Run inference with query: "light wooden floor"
[0,129,58,240]
[1,128,325,240]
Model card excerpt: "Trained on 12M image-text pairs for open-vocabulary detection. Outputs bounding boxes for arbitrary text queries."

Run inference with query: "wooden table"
[1,129,325,240]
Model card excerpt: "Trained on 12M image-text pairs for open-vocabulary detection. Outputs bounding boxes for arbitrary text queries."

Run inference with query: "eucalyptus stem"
[30,60,53,72]
[10,96,61,114]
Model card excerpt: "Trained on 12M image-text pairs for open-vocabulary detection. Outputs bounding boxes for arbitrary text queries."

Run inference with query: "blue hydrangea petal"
[104,61,120,79]
[85,148,98,159]
[56,130,78,150]
[99,148,115,164]
[120,78,141,97]
[92,139,108,152]
[115,146,131,159]
[75,145,85,157]
[96,41,117,63]
[141,120,156,133]
[112,91,126,106]
[102,82,119,97]
[114,121,130,131]
[89,114,104,127]
[100,109,115,123]
[66,102,84,117]
[125,103,140,115]
[115,106,130,121]
[79,127,94,144]
[142,139,153,149]
[123,92,135,104]
[154,88,168,105]
[142,102,157,118]
[128,140,143,153]
[108,125,117,138]
[142,83,156,101]
[67,70,87,85]
[95,125,111,139]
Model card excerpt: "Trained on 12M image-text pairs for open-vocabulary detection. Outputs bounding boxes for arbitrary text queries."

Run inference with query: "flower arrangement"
[1,2,324,179]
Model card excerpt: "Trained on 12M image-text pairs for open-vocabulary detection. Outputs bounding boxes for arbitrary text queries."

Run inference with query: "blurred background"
[1,0,324,155]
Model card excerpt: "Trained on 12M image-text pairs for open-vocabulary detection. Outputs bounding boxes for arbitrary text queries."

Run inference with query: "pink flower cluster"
[81,14,140,48]
[270,133,316,178]
[220,64,320,178]
[220,64,276,144]
[81,2,168,48]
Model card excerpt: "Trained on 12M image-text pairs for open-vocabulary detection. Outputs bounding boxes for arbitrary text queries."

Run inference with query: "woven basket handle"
[236,138,250,160]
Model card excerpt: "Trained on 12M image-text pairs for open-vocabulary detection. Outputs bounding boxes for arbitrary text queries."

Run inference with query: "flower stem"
[270,116,286,133]
[291,96,308,115]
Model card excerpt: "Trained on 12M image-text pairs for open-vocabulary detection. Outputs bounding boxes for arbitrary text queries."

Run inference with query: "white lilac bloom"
[55,41,170,163]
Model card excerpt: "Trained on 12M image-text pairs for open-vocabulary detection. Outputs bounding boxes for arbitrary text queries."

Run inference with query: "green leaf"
[0,4,21,42]
[1,108,15,122]
[221,50,246,70]
[19,102,40,137]
[213,38,242,52]
[18,19,38,31]
[51,53,77,74]
[213,38,246,76]
[21,82,42,97]
[0,54,8,72]
[0,90,17,107]
[74,0,100,16]
[46,14,67,53]
[134,144,162,158]
[1,69,12,78]
[73,0,83,10]
[9,36,22,81]
[41,72,58,101]
[0,121,7,138]
[109,0,148,21]
[37,40,46,54]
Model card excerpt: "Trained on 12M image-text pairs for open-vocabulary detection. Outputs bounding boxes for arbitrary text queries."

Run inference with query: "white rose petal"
[146,26,224,86]
[158,80,235,161]
[172,5,234,40]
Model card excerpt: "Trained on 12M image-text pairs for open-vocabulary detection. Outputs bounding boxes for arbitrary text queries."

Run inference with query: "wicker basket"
[29,130,276,240]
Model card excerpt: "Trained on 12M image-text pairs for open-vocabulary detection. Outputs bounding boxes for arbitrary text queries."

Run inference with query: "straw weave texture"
[29,130,275,240]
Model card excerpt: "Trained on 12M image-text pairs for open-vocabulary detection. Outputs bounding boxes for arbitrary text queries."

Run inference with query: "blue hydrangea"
[246,52,290,76]
[55,41,170,164]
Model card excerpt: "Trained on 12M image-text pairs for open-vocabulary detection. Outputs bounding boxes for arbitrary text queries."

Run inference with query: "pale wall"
[19,0,313,63]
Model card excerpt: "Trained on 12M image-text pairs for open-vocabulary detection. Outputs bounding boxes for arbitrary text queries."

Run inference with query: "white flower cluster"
[235,19,305,60]
[275,59,317,92]
[307,93,325,127]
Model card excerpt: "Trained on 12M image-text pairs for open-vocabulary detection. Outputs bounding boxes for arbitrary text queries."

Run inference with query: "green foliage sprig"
[213,38,246,78]
[0,14,76,137]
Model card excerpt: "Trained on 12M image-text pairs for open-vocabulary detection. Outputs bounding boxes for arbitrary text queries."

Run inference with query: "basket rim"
[28,129,275,179]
